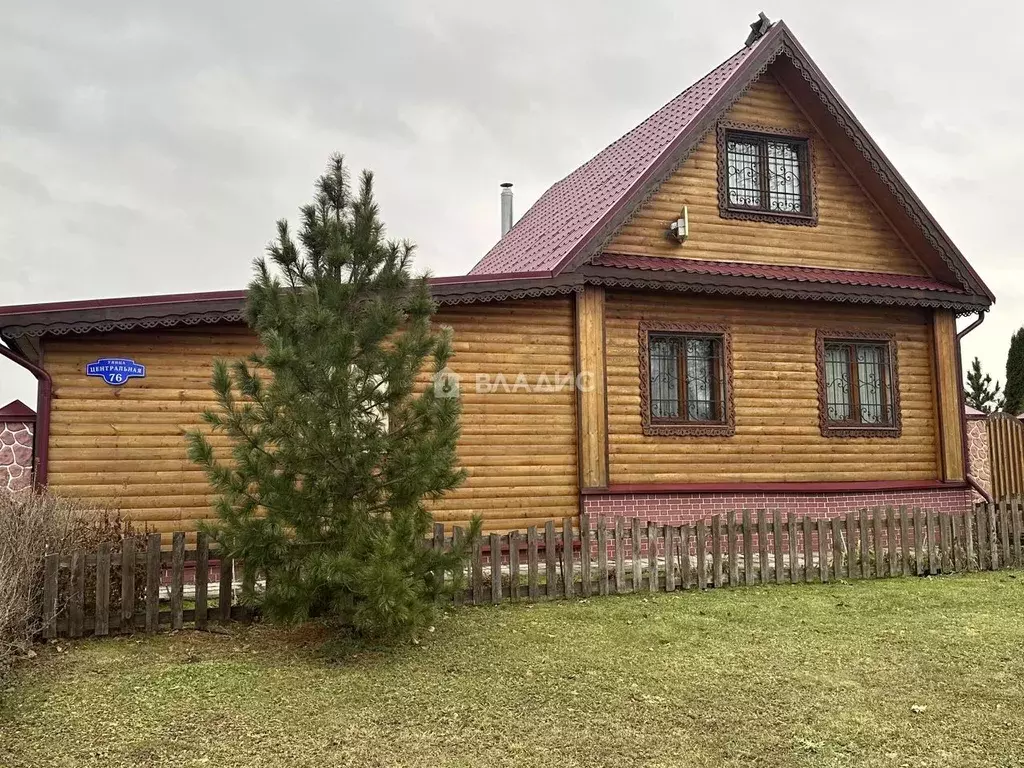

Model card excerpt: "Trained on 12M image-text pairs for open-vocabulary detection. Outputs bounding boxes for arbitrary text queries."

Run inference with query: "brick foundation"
[583,486,973,525]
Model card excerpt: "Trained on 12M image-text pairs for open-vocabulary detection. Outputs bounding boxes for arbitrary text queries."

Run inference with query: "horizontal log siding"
[44,298,578,534]
[605,72,928,277]
[424,298,578,529]
[605,291,940,485]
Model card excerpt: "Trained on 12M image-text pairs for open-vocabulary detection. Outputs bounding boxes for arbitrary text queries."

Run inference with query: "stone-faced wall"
[966,417,991,503]
[0,400,35,492]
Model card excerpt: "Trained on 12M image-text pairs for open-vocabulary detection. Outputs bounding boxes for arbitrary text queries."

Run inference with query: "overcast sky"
[1,1,1021,408]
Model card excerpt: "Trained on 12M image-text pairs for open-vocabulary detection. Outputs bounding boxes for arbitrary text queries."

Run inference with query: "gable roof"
[0,400,35,420]
[469,20,994,305]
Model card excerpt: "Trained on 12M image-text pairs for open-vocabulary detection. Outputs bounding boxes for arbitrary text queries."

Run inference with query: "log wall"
[43,297,578,535]
[606,70,928,277]
[605,290,941,484]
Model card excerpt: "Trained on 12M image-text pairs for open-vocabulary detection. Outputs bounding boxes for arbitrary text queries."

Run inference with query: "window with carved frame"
[816,330,902,438]
[717,122,818,225]
[639,322,735,437]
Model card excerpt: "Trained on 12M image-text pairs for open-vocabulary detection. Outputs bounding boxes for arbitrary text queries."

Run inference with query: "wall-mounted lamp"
[668,206,689,243]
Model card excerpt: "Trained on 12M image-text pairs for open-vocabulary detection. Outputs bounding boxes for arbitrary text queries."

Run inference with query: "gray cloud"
[0,0,1021,406]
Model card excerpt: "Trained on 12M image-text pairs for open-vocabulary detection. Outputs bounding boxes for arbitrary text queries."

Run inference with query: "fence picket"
[95,542,110,637]
[509,531,521,602]
[695,520,707,591]
[1013,498,1023,568]
[817,519,828,583]
[219,555,233,621]
[885,507,898,577]
[632,518,643,592]
[788,512,799,584]
[999,501,1011,568]
[545,521,558,598]
[614,518,625,594]
[899,507,910,577]
[773,510,784,585]
[728,512,739,586]
[742,510,754,586]
[712,515,723,589]
[988,503,999,570]
[926,509,938,575]
[562,518,574,599]
[680,525,692,590]
[803,516,814,584]
[647,522,658,593]
[580,516,592,597]
[1011,499,1019,573]
[965,510,976,572]
[69,551,84,638]
[664,526,676,593]
[451,527,465,606]
[758,510,769,585]
[194,532,209,630]
[845,510,857,580]
[170,532,185,630]
[951,512,963,572]
[938,514,950,574]
[527,526,540,601]
[491,533,503,604]
[42,553,58,639]
[472,536,484,605]
[831,517,842,581]
[145,533,160,633]
[859,509,871,579]
[597,518,609,597]
[913,508,925,576]
[976,504,988,570]
[872,509,884,579]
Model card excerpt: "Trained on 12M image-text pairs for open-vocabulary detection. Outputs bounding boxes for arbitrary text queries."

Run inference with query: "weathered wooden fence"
[40,500,1024,638]
[987,413,1024,499]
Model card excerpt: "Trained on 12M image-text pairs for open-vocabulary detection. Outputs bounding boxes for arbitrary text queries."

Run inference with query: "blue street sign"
[86,358,146,386]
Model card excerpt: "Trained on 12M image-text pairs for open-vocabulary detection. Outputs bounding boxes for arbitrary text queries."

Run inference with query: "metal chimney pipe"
[500,182,513,236]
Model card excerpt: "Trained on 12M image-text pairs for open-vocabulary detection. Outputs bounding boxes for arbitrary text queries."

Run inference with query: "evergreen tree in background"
[1005,328,1024,415]
[964,356,1002,413]
[187,154,476,639]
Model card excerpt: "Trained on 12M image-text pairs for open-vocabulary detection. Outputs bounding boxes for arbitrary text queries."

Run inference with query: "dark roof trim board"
[0,261,989,342]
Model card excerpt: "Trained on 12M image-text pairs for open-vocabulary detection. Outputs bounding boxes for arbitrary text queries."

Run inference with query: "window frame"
[716,121,818,226]
[815,329,902,438]
[639,321,735,437]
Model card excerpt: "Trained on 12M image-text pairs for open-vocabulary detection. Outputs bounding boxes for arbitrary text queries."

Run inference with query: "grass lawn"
[3,573,1024,767]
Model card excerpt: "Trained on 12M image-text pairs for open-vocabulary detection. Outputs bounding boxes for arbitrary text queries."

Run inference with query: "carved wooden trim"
[815,328,902,439]
[638,320,735,437]
[716,120,819,226]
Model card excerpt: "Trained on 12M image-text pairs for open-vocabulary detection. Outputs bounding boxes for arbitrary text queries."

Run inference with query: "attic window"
[717,123,818,226]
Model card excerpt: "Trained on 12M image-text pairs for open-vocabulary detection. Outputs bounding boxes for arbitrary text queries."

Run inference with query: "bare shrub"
[0,491,133,678]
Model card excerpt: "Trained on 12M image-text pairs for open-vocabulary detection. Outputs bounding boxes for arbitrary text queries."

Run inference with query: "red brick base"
[582,487,973,525]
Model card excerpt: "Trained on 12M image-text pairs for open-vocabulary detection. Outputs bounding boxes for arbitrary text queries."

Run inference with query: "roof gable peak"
[468,19,992,305]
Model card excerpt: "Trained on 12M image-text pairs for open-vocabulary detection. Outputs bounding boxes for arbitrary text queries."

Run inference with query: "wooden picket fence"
[39,500,1024,638]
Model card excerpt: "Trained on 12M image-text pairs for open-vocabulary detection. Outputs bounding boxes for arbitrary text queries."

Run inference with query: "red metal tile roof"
[591,254,966,293]
[468,37,770,276]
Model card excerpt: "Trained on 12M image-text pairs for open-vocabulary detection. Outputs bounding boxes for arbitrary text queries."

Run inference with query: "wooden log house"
[0,17,994,535]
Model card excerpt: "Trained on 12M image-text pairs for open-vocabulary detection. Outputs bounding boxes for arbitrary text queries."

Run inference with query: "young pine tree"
[1005,328,1024,415]
[964,356,1003,413]
[187,154,477,639]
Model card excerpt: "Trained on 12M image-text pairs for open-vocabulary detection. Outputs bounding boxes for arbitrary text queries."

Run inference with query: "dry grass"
[3,572,1024,767]
[0,492,133,680]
